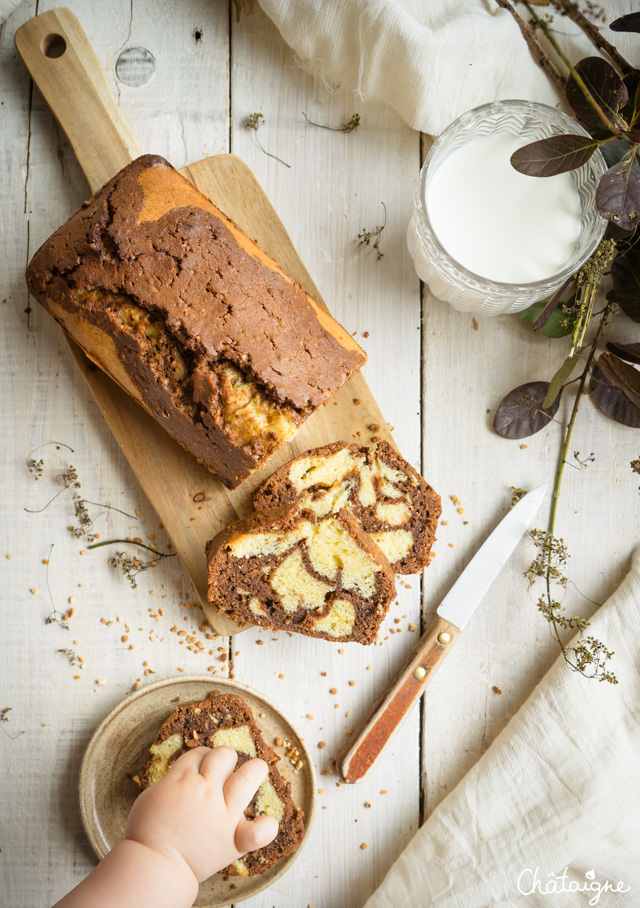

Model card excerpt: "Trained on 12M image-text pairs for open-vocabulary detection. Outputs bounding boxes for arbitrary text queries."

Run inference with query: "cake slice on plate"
[139,692,304,877]
[206,503,396,644]
[253,440,441,574]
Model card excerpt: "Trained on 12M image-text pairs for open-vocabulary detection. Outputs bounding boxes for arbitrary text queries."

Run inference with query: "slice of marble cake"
[253,440,441,574]
[139,692,304,876]
[206,504,395,644]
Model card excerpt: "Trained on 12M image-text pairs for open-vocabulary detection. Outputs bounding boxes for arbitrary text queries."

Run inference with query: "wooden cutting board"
[16,8,394,635]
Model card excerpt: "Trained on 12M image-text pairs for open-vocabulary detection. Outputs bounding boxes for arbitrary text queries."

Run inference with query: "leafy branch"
[492,7,640,681]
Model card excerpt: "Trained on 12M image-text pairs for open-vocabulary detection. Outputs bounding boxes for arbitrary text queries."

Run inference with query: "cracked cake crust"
[25,155,366,488]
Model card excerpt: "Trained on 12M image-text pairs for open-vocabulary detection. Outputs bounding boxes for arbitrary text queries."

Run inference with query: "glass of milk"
[407,100,607,316]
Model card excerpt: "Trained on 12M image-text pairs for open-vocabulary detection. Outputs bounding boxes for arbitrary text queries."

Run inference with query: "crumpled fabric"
[364,549,640,907]
[257,0,637,135]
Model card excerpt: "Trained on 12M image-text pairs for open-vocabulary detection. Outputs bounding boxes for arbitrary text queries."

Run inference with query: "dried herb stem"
[87,538,173,558]
[302,111,361,133]
[522,1,625,135]
[494,0,565,92]
[551,0,634,75]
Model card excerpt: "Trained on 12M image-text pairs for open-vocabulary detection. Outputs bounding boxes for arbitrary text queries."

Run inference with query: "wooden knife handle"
[15,8,140,193]
[337,615,460,784]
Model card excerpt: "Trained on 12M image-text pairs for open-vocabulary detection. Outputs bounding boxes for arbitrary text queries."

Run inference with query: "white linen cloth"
[364,549,640,907]
[257,0,637,135]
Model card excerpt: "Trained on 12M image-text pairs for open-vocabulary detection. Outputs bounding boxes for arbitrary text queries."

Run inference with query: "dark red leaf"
[596,152,640,230]
[610,13,640,33]
[510,135,599,178]
[565,57,628,131]
[493,381,561,439]
[533,277,574,330]
[612,246,640,320]
[606,342,640,365]
[597,352,640,409]
[591,365,640,427]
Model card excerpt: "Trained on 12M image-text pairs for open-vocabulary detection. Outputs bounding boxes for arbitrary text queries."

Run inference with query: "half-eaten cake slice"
[139,692,305,877]
[253,440,441,574]
[206,504,396,644]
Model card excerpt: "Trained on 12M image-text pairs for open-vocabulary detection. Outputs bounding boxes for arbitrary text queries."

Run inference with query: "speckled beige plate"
[79,675,316,907]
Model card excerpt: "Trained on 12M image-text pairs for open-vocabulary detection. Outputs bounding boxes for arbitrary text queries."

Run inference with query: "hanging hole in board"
[42,34,67,58]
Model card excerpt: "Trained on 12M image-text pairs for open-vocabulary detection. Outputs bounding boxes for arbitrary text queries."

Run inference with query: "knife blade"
[337,484,547,784]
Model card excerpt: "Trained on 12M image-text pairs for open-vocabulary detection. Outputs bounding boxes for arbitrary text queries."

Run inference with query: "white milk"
[425,133,582,284]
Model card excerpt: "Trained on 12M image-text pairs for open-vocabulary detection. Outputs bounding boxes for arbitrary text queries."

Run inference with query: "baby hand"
[125,746,279,883]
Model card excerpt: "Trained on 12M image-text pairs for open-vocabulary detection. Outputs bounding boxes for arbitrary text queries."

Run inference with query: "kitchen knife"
[337,484,547,784]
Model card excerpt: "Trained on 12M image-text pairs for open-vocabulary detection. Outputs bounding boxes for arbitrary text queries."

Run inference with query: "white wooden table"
[1,2,638,906]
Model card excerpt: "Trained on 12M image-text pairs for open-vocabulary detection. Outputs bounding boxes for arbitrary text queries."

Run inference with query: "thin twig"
[523,1,625,134]
[551,0,634,75]
[87,538,174,558]
[494,0,565,92]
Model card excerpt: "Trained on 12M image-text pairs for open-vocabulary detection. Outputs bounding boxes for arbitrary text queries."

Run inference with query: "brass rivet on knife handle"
[15,8,141,193]
[337,615,461,785]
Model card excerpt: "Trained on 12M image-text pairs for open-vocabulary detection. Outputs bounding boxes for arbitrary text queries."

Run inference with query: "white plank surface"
[1,2,638,907]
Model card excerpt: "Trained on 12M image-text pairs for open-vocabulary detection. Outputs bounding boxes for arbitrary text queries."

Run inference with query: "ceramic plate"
[79,675,316,907]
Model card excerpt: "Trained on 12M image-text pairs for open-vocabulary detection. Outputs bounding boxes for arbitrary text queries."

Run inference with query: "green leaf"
[543,354,582,408]
[597,352,640,410]
[511,135,599,178]
[521,300,574,338]
[596,152,640,230]
[565,57,628,132]
[612,245,640,320]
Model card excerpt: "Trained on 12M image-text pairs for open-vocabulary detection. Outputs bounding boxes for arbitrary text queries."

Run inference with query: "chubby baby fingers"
[223,757,269,814]
[234,815,279,855]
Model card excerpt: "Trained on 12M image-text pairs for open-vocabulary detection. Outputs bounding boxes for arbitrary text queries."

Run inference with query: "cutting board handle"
[15,7,140,194]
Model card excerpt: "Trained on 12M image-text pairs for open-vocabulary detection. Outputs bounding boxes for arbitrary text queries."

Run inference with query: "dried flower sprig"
[510,487,527,507]
[1,707,25,740]
[42,544,69,630]
[358,202,387,260]
[57,648,85,669]
[244,112,290,168]
[526,530,617,682]
[87,539,176,589]
[302,111,361,133]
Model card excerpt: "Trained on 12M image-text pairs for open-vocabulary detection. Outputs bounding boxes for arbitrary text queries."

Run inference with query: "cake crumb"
[321,671,327,677]
[380,789,388,795]
[360,842,368,849]
[330,688,337,695]
[492,685,502,695]
[349,680,356,686]
[520,444,528,450]
[306,714,314,719]
[318,741,326,749]
[30,587,38,595]
[256,639,264,645]
[364,801,372,808]
[353,398,361,405]
[278,673,285,679]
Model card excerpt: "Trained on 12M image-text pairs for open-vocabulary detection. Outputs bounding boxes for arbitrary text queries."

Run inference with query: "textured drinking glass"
[407,100,607,316]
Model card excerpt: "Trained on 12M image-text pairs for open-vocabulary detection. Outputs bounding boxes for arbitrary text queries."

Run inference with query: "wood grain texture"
[338,615,461,784]
[15,8,395,636]
[2,2,638,907]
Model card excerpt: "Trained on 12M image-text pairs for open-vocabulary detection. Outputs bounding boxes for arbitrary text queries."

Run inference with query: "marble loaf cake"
[253,441,441,573]
[139,692,305,877]
[25,155,366,488]
[206,504,396,644]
